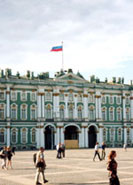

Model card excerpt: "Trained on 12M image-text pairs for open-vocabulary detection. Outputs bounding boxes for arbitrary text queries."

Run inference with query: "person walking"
[35,147,48,185]
[93,142,101,161]
[7,146,13,169]
[123,143,127,151]
[61,143,65,158]
[56,143,62,159]
[107,150,120,185]
[0,146,7,170]
[101,142,106,160]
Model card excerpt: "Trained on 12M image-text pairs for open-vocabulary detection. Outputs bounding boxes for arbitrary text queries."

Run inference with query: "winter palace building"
[0,68,133,150]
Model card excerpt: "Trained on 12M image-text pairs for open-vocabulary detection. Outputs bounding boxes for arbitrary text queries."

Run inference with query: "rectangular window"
[102,96,106,104]
[21,91,27,101]
[0,109,4,120]
[0,92,4,100]
[11,91,17,101]
[109,96,114,104]
[117,96,121,104]
[59,94,64,101]
[31,92,36,101]
[11,109,17,120]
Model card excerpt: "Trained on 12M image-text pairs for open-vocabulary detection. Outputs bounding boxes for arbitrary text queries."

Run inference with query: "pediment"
[56,72,86,82]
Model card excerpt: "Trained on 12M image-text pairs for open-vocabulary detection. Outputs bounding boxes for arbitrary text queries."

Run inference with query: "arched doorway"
[88,126,97,148]
[45,125,54,149]
[65,126,79,149]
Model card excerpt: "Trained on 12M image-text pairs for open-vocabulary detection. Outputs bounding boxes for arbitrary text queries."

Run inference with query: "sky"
[0,0,133,84]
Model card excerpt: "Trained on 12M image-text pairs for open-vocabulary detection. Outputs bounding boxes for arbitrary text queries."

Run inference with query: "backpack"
[33,153,37,164]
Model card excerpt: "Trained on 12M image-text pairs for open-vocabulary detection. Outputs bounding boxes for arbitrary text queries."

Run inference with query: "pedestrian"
[61,143,65,158]
[35,147,48,185]
[56,143,62,159]
[101,142,106,160]
[107,150,120,185]
[0,146,7,170]
[7,146,13,169]
[11,146,16,155]
[93,142,101,161]
[123,143,127,151]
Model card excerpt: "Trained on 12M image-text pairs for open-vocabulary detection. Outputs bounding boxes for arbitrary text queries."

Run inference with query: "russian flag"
[51,45,63,52]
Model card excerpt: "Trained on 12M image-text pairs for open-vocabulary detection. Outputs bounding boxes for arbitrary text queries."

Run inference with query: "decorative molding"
[53,93,59,96]
[38,92,45,96]
[83,94,88,97]
[95,95,101,98]
[6,91,10,94]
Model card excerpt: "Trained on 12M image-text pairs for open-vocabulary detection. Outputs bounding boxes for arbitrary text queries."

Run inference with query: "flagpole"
[62,41,64,71]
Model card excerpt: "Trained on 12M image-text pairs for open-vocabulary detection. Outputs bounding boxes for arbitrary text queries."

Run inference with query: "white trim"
[11,128,18,144]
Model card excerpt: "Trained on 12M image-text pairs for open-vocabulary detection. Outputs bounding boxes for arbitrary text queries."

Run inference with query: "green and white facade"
[0,68,133,150]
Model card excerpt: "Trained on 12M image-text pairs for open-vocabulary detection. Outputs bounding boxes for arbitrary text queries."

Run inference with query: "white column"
[84,127,88,148]
[6,86,10,119]
[130,91,133,122]
[36,124,40,149]
[124,124,127,145]
[97,130,100,143]
[61,127,64,144]
[37,92,41,119]
[122,92,126,121]
[83,90,88,121]
[74,95,78,119]
[81,127,85,147]
[56,127,60,144]
[99,123,103,146]
[40,123,44,147]
[6,123,10,146]
[79,131,82,148]
[98,96,102,120]
[131,124,133,145]
[53,89,60,120]
[95,95,99,120]
[64,95,68,119]
[54,131,57,146]
[6,86,10,146]
[42,94,45,118]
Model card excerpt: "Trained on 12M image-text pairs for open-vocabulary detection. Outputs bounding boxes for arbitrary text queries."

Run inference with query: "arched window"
[21,104,27,120]
[45,92,51,101]
[21,128,27,144]
[0,103,5,120]
[89,105,95,120]
[31,104,36,120]
[0,128,5,144]
[31,128,36,143]
[68,104,73,119]
[11,128,17,144]
[59,105,64,120]
[78,106,82,119]
[109,107,114,121]
[102,107,106,121]
[126,108,130,121]
[45,104,52,119]
[117,107,121,121]
[11,104,17,120]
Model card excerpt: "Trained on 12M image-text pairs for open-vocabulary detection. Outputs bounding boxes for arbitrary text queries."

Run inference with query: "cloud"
[0,0,133,82]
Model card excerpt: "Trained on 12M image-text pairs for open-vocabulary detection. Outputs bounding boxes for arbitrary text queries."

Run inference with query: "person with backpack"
[35,147,48,185]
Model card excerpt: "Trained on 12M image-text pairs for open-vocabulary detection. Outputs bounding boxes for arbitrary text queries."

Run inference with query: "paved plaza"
[0,148,133,185]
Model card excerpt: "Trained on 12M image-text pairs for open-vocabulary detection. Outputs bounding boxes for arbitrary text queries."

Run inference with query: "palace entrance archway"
[88,126,97,148]
[45,125,54,149]
[65,126,79,149]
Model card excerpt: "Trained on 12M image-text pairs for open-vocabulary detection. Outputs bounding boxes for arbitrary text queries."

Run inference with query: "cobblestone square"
[0,148,133,185]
